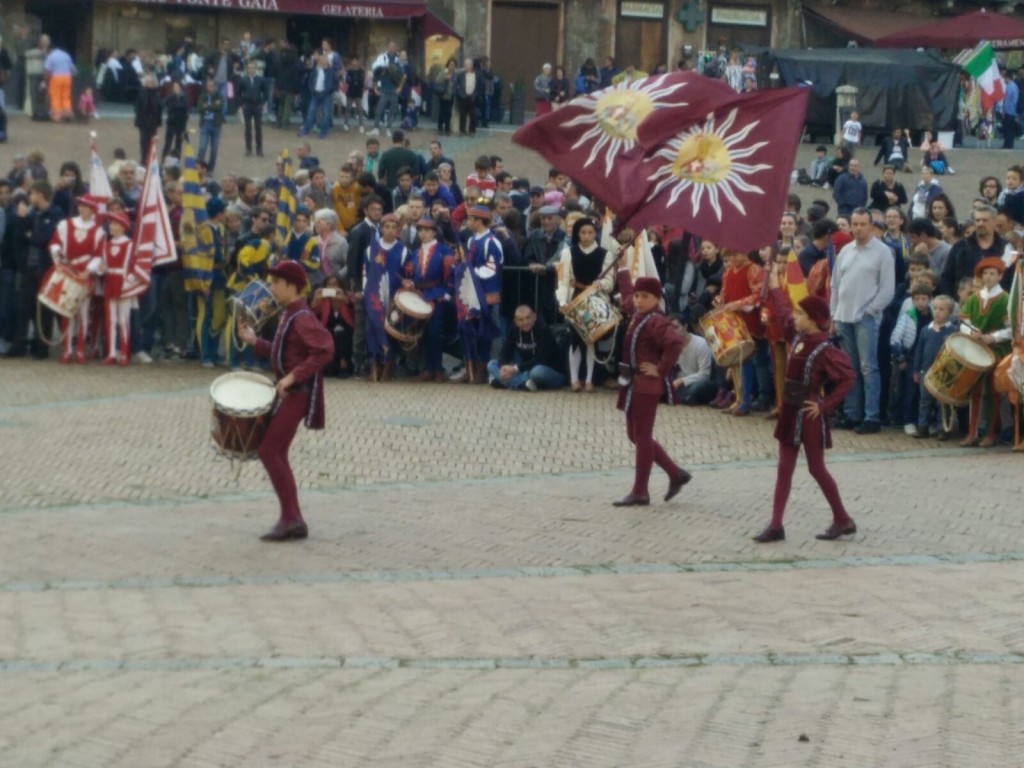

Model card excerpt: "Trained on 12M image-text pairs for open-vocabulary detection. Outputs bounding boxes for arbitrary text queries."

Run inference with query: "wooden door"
[491,2,561,111]
[616,17,666,74]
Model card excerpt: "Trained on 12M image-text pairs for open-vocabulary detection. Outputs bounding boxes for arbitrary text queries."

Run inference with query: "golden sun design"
[646,109,772,221]
[560,74,690,177]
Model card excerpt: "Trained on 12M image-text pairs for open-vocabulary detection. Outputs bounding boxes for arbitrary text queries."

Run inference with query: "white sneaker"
[904,424,918,436]
[359,126,365,134]
[524,379,538,391]
[367,128,380,136]
[133,351,153,364]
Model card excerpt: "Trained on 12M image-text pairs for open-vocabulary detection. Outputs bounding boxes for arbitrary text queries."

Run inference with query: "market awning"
[874,8,1024,49]
[801,5,932,46]
[113,0,460,36]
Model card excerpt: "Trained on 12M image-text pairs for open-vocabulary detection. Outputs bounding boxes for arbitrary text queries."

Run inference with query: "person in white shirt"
[669,315,716,405]
[841,110,862,151]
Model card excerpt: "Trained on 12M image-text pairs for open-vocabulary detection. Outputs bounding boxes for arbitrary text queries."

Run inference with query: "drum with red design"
[37,264,92,319]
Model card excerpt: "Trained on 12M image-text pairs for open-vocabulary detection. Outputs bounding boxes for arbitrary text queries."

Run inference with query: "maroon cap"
[267,260,308,292]
[633,276,663,299]
[798,295,831,331]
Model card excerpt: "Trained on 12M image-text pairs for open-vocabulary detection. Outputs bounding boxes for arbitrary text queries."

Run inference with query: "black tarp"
[763,48,961,134]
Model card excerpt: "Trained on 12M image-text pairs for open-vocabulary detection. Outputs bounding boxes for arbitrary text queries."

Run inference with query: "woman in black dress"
[556,217,615,392]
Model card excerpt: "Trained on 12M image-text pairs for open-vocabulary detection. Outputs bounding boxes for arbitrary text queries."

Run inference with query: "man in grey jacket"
[829,207,895,434]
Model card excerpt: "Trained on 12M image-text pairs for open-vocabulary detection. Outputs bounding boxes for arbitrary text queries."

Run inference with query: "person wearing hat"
[752,267,857,543]
[401,216,451,382]
[363,212,409,382]
[98,211,139,366]
[556,217,614,392]
[612,266,691,508]
[48,194,106,363]
[237,260,334,541]
[958,256,1013,447]
[452,204,503,383]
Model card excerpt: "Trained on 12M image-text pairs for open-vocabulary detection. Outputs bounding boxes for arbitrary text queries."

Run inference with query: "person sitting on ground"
[488,305,565,391]
[669,314,716,406]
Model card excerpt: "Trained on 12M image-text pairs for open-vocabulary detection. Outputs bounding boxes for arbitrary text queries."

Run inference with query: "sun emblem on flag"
[645,109,772,220]
[560,75,690,177]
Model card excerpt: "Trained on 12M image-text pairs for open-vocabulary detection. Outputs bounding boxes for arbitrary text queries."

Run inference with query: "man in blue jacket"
[298,53,337,140]
[832,158,868,217]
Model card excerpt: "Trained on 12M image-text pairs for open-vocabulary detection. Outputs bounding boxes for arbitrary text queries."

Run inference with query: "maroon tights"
[626,393,680,498]
[771,415,849,528]
[258,391,311,524]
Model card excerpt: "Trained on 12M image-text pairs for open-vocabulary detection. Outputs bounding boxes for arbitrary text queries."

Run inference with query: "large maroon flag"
[624,87,810,252]
[512,72,736,213]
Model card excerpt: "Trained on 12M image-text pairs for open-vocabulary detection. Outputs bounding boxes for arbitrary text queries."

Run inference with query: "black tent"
[763,48,961,138]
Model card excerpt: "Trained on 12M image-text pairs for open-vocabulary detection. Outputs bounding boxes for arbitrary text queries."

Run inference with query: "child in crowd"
[913,295,956,439]
[716,248,764,415]
[959,258,1012,446]
[890,281,934,435]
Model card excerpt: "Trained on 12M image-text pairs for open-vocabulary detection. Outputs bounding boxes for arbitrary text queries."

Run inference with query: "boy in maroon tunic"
[613,273,692,507]
[237,261,334,541]
[753,266,857,543]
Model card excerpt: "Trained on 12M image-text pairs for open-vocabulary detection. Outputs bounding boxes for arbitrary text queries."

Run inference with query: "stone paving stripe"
[0,445,984,515]
[6,547,1024,593]
[4,651,1024,677]
[0,386,208,415]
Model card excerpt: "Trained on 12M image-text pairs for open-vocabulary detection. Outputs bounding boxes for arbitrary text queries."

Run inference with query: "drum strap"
[272,308,319,428]
[793,341,830,448]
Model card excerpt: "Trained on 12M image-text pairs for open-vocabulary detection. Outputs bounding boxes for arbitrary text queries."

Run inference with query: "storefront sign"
[710,7,768,27]
[621,1,665,19]
[119,0,428,17]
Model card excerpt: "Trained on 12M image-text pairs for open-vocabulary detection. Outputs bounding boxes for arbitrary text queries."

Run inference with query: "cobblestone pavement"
[2,356,1024,768]
[5,117,1024,766]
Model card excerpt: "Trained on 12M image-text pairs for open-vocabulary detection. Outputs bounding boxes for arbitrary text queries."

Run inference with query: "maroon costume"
[616,272,688,502]
[763,288,855,537]
[252,294,334,532]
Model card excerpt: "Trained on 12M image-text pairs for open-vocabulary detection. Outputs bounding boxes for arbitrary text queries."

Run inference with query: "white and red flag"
[88,131,113,206]
[123,138,175,297]
[513,71,735,213]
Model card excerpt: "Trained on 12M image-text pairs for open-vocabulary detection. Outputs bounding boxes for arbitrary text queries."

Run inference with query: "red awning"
[801,5,932,46]
[875,8,1024,49]
[423,9,459,38]
[115,0,457,32]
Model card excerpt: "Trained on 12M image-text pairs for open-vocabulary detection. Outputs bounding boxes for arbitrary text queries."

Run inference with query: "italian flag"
[961,42,1005,114]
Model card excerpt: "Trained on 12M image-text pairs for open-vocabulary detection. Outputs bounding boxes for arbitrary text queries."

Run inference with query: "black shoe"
[752,525,785,543]
[913,428,930,439]
[815,520,857,540]
[834,417,859,430]
[260,520,309,541]
[937,430,951,442]
[3,345,27,358]
[612,493,650,507]
[664,468,692,502]
[854,420,880,435]
[750,398,771,413]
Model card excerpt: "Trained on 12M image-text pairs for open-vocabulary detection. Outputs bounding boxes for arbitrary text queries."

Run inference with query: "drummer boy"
[957,257,1012,447]
[237,260,334,541]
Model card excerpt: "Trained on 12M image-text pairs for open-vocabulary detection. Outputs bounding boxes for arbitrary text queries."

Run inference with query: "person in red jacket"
[613,272,692,507]
[237,260,334,542]
[752,266,857,543]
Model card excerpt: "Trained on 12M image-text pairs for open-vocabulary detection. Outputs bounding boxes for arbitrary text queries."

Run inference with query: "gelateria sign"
[119,0,430,18]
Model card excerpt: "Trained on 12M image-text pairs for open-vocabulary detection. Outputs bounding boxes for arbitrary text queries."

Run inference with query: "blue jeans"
[198,123,221,173]
[131,276,160,354]
[374,89,399,129]
[837,315,881,423]
[486,360,565,390]
[302,91,331,136]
